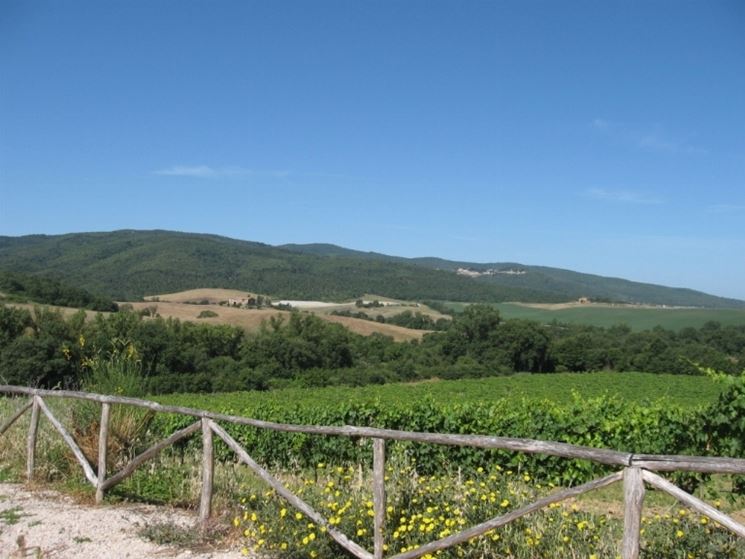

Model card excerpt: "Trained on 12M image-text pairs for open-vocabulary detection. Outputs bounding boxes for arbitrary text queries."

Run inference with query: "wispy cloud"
[591,118,707,155]
[153,165,290,179]
[637,135,708,155]
[154,165,219,178]
[585,188,663,205]
[707,203,745,214]
[591,118,610,130]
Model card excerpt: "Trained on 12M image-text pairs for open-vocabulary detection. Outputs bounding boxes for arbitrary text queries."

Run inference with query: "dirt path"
[0,484,247,559]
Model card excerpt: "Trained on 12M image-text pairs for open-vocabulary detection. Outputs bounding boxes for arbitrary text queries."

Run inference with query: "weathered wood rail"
[2,385,745,559]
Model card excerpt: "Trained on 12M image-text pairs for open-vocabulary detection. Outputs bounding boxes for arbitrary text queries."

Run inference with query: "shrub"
[72,338,154,471]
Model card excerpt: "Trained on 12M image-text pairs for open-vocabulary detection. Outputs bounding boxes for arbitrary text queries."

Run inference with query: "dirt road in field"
[0,484,248,559]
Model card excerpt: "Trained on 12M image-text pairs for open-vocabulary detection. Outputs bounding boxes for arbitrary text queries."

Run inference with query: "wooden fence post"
[199,417,214,527]
[96,402,111,504]
[0,400,32,437]
[373,438,386,559]
[26,396,40,482]
[622,466,645,559]
[5,385,745,557]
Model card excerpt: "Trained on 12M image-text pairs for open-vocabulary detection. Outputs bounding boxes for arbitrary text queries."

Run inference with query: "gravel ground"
[0,483,248,559]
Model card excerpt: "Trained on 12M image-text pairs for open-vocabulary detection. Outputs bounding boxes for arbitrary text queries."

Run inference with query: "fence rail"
[2,384,744,559]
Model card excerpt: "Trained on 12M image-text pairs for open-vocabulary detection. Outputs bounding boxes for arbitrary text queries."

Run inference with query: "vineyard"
[155,372,723,412]
[148,372,732,486]
[3,371,745,558]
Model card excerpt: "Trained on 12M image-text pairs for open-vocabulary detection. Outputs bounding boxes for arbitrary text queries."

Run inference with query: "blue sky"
[1,1,744,299]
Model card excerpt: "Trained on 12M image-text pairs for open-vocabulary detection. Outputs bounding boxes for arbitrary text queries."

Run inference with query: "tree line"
[1,304,743,394]
[0,271,118,312]
[330,309,451,331]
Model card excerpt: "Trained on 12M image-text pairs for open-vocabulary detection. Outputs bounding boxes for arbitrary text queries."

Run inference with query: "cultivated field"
[156,371,723,412]
[2,292,431,342]
[143,287,254,304]
[2,372,743,558]
[131,290,430,341]
[128,301,284,330]
[10,303,108,321]
[443,301,745,331]
[308,293,448,320]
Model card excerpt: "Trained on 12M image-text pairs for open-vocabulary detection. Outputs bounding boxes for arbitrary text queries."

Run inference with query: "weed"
[72,339,154,473]
[9,535,44,559]
[138,520,231,551]
[0,506,25,525]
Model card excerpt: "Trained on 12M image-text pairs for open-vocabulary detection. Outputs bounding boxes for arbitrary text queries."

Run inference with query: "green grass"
[443,302,745,331]
[0,506,24,526]
[155,371,723,413]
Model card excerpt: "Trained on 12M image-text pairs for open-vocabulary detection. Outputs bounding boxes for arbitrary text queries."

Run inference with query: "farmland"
[442,302,745,331]
[3,374,745,558]
[144,370,742,492]
[4,299,745,394]
[155,371,723,412]
[134,288,438,341]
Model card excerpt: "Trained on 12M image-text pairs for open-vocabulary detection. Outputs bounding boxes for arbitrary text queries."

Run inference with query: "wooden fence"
[2,384,745,559]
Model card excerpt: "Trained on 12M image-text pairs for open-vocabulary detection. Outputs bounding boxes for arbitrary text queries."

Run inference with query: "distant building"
[578,297,590,304]
[228,296,256,307]
[456,268,483,278]
[456,267,526,278]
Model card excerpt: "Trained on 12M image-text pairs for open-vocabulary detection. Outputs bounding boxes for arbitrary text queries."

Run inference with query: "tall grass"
[72,337,154,473]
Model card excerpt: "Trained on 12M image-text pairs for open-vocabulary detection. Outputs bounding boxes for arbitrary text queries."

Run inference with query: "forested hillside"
[283,243,745,309]
[1,230,743,308]
[0,271,117,311]
[0,231,556,302]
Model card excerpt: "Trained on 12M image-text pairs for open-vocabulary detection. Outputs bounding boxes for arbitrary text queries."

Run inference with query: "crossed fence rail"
[2,384,745,559]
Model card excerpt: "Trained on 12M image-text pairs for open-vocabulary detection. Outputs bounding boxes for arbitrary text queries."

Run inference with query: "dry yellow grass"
[141,289,443,340]
[127,301,426,341]
[144,288,254,304]
[127,301,284,330]
[5,288,433,342]
[306,294,449,321]
[313,303,445,321]
[9,303,108,320]
[322,314,428,341]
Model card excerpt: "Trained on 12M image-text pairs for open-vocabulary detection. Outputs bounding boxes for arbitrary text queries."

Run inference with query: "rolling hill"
[0,230,743,308]
[281,243,744,309]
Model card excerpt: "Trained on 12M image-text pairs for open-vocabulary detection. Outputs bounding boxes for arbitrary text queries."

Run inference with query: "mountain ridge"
[279,242,745,309]
[0,230,742,308]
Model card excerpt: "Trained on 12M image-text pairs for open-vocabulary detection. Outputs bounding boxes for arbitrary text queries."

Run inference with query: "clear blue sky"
[1,1,744,299]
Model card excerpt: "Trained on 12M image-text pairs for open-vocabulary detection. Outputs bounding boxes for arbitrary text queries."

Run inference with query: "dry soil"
[0,483,247,559]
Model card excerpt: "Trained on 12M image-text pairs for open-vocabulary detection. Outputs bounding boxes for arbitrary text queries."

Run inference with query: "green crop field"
[443,302,745,331]
[155,371,722,413]
[147,372,732,486]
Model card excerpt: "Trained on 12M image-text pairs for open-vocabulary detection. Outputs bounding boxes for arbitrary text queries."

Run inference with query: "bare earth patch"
[0,484,246,558]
